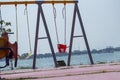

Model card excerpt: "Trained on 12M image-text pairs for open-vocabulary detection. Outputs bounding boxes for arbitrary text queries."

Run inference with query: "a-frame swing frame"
[33,3,58,69]
[67,2,94,66]
[33,1,94,69]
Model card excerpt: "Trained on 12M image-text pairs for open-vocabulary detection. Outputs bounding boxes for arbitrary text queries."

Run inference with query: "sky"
[0,0,120,54]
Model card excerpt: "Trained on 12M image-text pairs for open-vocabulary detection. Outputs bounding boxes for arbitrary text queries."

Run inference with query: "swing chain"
[15,5,19,42]
[24,4,32,53]
[62,4,67,44]
[53,4,60,44]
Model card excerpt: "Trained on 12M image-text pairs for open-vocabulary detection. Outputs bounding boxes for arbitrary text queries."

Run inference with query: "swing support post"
[67,3,94,66]
[33,3,58,69]
[76,3,94,64]
[38,4,58,67]
[33,4,41,69]
[67,3,77,66]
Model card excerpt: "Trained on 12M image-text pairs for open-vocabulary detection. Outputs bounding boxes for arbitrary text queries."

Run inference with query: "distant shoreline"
[20,46,120,59]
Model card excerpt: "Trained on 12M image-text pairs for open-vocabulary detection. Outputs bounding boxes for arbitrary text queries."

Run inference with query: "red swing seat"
[57,44,67,53]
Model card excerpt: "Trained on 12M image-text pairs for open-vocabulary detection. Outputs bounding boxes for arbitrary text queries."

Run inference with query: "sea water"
[1,51,120,70]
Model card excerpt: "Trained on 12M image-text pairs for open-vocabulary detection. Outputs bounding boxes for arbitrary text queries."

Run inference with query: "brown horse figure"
[0,32,18,68]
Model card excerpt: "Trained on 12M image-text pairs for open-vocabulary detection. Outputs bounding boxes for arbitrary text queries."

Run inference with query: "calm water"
[1,51,120,70]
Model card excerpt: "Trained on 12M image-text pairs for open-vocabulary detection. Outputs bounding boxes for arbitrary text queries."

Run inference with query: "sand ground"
[1,63,120,80]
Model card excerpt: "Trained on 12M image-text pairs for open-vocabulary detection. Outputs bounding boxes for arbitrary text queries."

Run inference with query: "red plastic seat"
[57,44,67,53]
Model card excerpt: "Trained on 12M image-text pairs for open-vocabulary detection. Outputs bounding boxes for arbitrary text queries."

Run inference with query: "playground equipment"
[0,0,94,70]
[0,32,18,68]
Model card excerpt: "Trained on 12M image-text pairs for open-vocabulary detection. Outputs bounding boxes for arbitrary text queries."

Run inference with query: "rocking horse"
[0,32,18,68]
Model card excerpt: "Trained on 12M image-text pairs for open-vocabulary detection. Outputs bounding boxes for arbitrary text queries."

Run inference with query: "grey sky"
[0,0,120,54]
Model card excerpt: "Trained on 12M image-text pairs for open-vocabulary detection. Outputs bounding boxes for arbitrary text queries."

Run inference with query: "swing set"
[0,0,94,70]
